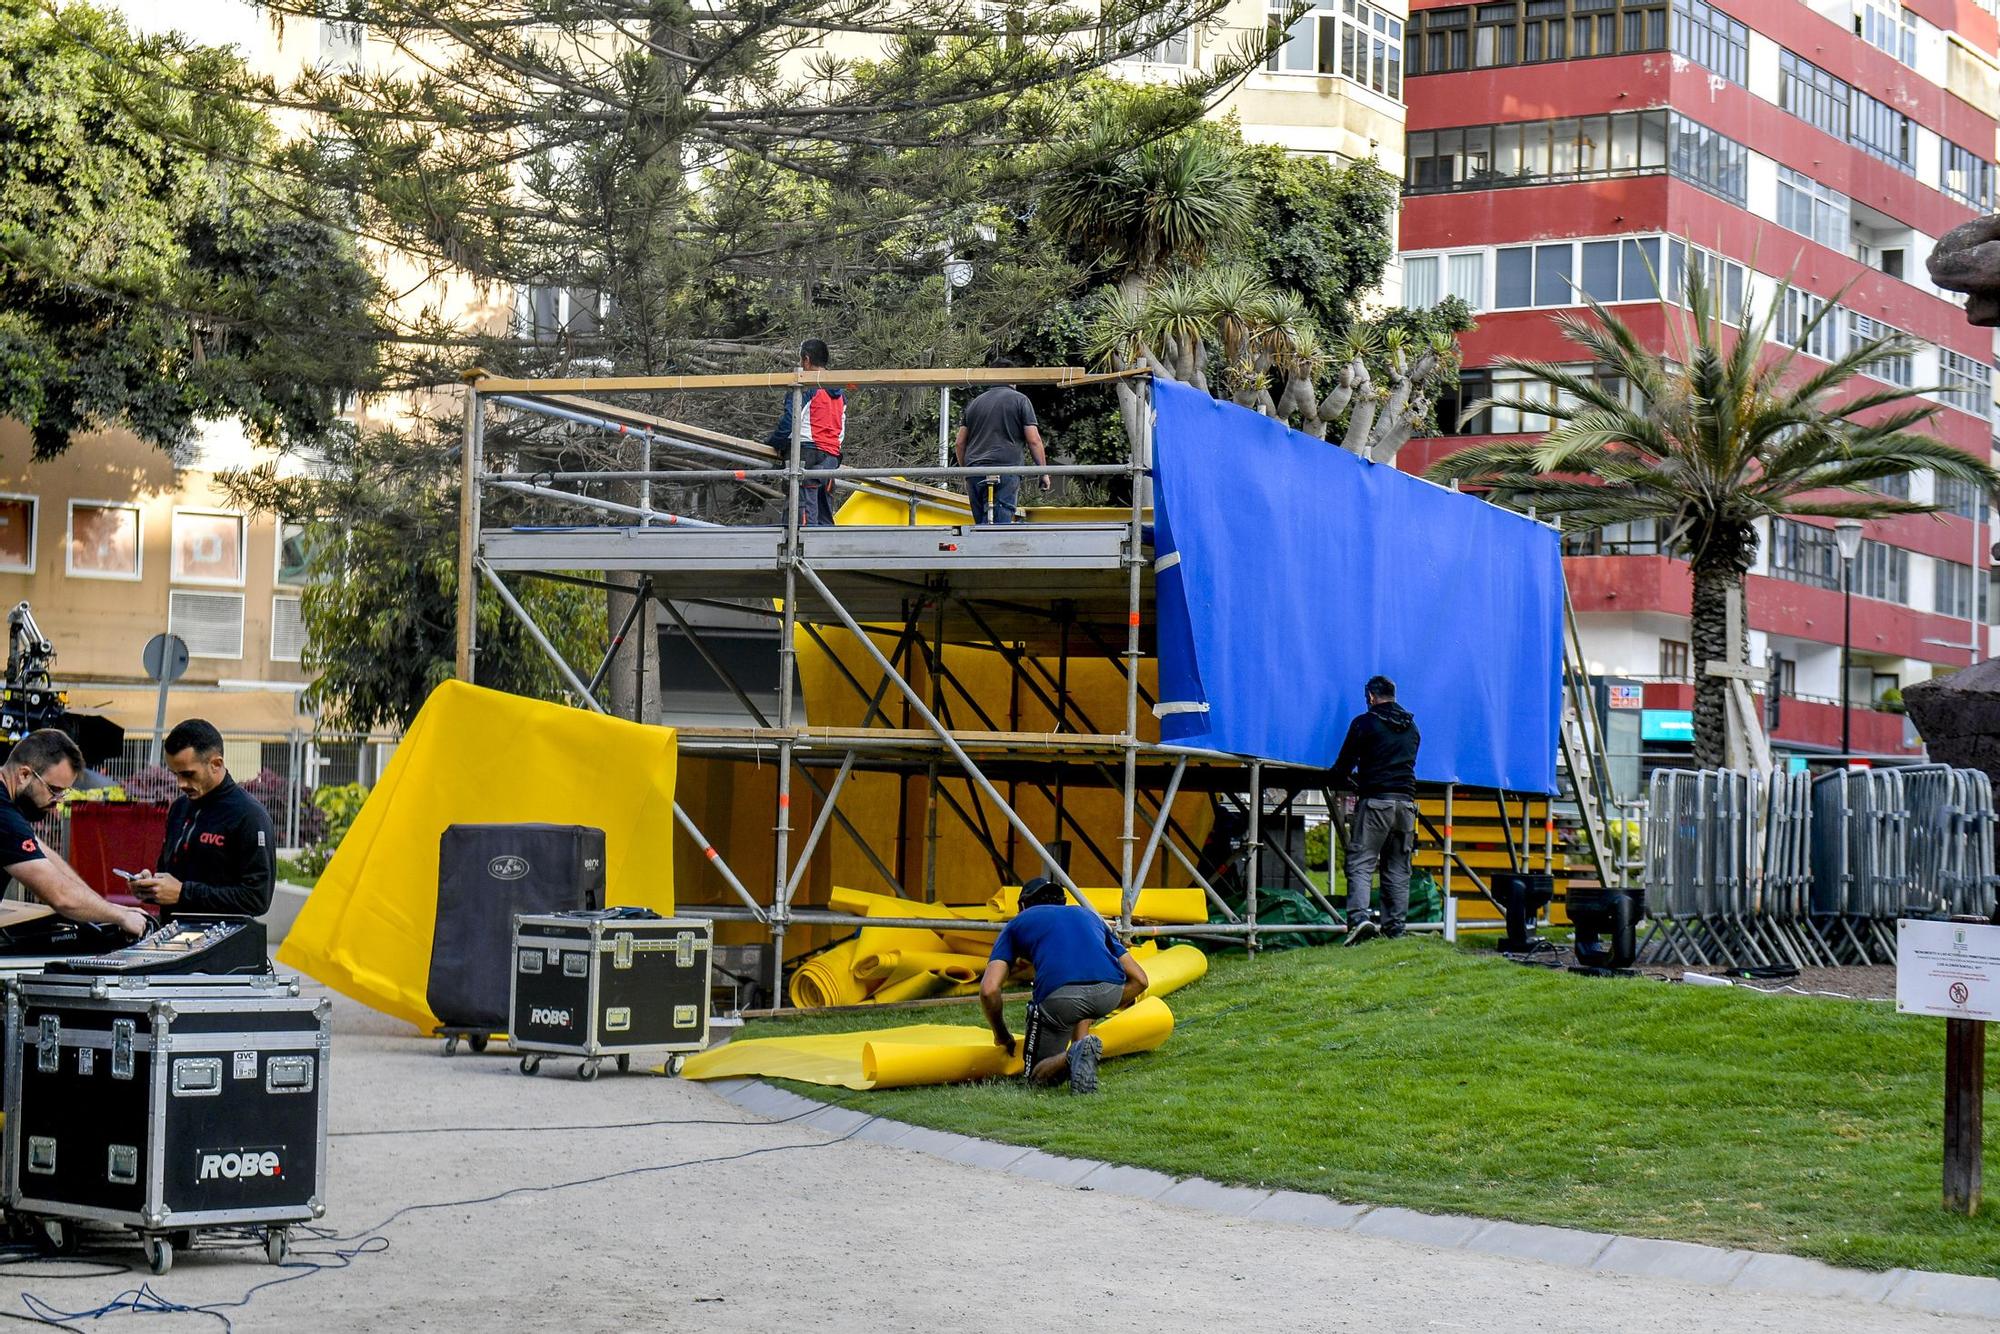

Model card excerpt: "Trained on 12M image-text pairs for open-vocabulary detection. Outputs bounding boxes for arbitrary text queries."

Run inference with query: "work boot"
[1343,918,1379,947]
[1068,1035,1103,1094]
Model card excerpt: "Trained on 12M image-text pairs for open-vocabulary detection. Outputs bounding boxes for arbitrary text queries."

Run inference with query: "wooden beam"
[469,366,1143,395]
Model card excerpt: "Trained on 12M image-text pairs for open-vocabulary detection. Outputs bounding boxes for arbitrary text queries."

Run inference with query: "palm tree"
[1427,264,2000,769]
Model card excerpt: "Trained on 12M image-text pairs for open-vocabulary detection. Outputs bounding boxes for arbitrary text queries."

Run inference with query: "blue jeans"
[799,448,838,527]
[968,474,1019,525]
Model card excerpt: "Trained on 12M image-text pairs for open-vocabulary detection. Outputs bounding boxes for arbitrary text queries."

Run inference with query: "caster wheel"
[142,1235,173,1276]
[519,1055,541,1076]
[443,1035,460,1056]
[468,1035,489,1054]
[577,1060,599,1082]
[616,1054,631,1073]
[668,1054,687,1076]
[264,1228,289,1266]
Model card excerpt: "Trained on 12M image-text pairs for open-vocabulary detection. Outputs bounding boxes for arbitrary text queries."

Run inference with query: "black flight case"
[2,972,330,1275]
[511,911,711,1080]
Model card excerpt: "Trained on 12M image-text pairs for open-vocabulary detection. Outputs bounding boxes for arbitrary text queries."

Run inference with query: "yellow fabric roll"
[683,996,1177,1090]
[867,971,951,1005]
[789,940,869,1009]
[1136,943,1209,1000]
[276,681,679,1031]
[860,950,987,986]
[988,885,1209,924]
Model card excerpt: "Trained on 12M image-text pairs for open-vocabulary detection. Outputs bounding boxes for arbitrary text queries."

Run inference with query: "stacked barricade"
[1648,765,1996,968]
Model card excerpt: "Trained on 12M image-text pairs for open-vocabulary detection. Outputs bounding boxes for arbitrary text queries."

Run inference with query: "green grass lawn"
[751,940,2000,1277]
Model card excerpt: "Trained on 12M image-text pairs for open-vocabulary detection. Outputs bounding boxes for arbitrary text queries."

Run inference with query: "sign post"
[1896,917,2000,1215]
[141,634,189,768]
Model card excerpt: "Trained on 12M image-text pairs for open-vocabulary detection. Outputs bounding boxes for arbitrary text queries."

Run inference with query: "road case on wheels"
[511,911,711,1080]
[2,972,330,1275]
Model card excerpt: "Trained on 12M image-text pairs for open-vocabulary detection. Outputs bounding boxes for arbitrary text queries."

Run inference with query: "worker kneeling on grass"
[980,878,1149,1094]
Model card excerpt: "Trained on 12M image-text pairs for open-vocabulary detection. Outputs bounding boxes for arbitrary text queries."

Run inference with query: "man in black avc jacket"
[130,718,276,920]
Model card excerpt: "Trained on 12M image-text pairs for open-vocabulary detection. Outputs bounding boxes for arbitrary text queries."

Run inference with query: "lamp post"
[1834,518,1864,759]
[937,257,974,468]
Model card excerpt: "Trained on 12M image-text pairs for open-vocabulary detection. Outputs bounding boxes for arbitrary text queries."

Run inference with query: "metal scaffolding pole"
[1118,385,1149,933]
[455,390,484,681]
[771,388,805,1002]
[1247,761,1263,955]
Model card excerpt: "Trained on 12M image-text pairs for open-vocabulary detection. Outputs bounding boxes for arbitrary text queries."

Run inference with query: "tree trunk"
[605,575,660,724]
[1688,559,1740,770]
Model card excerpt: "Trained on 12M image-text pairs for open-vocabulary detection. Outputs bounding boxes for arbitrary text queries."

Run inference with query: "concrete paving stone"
[1462,1220,1613,1268]
[798,1103,874,1136]
[934,1136,1034,1172]
[1245,1190,1373,1230]
[1351,1206,1485,1249]
[1592,1236,1751,1285]
[1074,1162,1178,1201]
[850,1116,915,1147]
[1155,1177,1273,1218]
[889,1125,983,1159]
[1729,1253,1904,1304]
[698,1077,753,1099]
[1882,1268,2000,1320]
[1009,1149,1102,1187]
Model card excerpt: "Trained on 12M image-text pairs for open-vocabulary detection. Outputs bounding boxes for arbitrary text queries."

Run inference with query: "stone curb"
[708,1078,2000,1323]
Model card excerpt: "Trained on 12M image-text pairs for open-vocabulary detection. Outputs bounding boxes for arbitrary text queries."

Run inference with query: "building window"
[1666,240,1744,324]
[1672,0,1746,85]
[1936,473,1986,520]
[1769,518,1840,591]
[0,496,36,574]
[1776,167,1851,253]
[1865,470,1912,499]
[1944,140,1996,213]
[276,519,311,586]
[1266,1,1404,99]
[170,511,245,587]
[1408,0,1663,74]
[1847,313,1914,386]
[1563,519,1664,555]
[1659,639,1691,679]
[1405,255,1440,309]
[1113,7,1192,64]
[517,285,606,342]
[66,501,141,581]
[1854,0,1916,67]
[1776,288,1838,361]
[1937,558,1981,618]
[1667,112,1746,204]
[1938,348,1994,419]
[1775,657,1797,697]
[168,590,245,660]
[1489,236,1662,310]
[1780,51,1848,142]
[1849,88,1914,172]
[1405,109,1667,193]
[271,595,308,663]
[1857,539,1910,602]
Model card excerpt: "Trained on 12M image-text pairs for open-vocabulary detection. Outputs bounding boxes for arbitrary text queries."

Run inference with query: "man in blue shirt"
[980,878,1149,1093]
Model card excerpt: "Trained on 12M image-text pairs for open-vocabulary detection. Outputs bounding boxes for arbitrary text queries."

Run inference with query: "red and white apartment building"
[1395,0,2000,772]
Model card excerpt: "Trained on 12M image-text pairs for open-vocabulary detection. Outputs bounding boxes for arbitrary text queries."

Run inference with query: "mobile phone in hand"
[113,868,136,882]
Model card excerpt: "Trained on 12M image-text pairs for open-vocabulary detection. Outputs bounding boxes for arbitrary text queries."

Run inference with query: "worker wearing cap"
[979,878,1149,1093]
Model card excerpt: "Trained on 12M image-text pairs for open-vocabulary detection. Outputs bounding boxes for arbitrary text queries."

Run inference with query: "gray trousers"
[1346,796,1417,934]
[1023,981,1124,1074]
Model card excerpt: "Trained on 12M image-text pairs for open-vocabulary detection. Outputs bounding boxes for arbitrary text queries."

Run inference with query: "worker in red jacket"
[765,338,846,526]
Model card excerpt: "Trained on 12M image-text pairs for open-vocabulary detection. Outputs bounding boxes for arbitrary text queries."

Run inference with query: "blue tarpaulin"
[1149,379,1565,794]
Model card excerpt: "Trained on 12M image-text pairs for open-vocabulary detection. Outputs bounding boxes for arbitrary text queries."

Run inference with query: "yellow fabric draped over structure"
[276,681,680,1030]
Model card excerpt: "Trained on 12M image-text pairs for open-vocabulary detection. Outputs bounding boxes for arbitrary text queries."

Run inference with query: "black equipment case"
[510,912,711,1080]
[429,824,606,1038]
[2,972,330,1275]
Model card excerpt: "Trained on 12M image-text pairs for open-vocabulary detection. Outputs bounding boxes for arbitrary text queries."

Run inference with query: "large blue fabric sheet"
[1150,379,1564,794]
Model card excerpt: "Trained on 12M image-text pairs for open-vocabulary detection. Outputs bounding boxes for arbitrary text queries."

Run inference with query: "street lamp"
[937,257,974,468]
[1834,518,1864,759]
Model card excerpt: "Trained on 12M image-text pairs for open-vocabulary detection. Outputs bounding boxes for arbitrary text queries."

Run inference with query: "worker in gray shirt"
[953,357,1050,524]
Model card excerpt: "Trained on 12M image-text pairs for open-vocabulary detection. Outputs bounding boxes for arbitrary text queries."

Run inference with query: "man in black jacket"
[1330,675,1421,945]
[129,719,276,920]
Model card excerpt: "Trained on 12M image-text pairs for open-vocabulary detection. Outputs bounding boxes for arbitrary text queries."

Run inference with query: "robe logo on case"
[488,855,531,880]
[530,1007,573,1027]
[198,1149,283,1181]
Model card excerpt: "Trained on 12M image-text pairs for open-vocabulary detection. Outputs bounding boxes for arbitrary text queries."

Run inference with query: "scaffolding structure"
[454,366,1579,1003]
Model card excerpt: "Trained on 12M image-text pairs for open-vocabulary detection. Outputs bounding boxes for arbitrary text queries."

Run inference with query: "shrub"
[298,782,369,877]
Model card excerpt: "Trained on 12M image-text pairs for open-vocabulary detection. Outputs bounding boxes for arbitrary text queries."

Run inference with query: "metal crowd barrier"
[1646,765,1996,968]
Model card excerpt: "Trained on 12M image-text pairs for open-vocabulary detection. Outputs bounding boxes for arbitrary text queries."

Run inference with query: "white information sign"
[1897,919,2000,1020]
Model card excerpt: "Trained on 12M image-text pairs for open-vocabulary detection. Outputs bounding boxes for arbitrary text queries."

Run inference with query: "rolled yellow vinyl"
[1135,944,1208,1000]
[863,1033,1021,1087]
[987,886,1209,924]
[867,971,952,1005]
[787,940,869,1009]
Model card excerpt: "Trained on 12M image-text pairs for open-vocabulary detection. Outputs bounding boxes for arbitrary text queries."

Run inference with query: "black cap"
[1019,877,1066,909]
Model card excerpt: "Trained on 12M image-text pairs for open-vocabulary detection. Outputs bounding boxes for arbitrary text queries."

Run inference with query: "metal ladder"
[1557,578,1618,891]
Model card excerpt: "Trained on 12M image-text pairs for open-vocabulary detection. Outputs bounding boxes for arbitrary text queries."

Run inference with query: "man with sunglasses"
[0,729,147,936]
[129,719,275,921]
